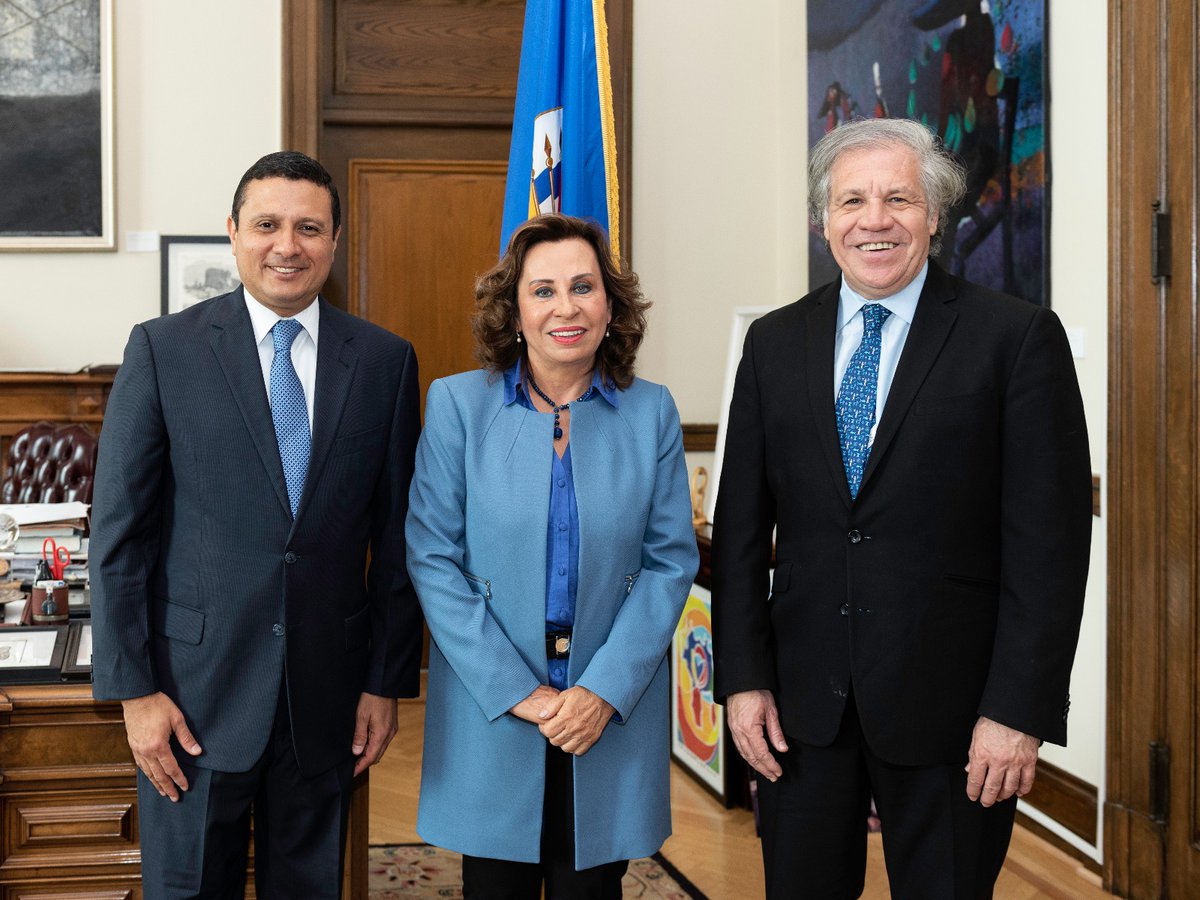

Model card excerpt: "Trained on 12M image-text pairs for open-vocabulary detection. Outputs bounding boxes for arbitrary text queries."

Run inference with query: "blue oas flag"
[500,0,620,257]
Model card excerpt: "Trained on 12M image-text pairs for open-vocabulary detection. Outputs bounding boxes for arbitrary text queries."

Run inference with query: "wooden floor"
[370,687,1115,899]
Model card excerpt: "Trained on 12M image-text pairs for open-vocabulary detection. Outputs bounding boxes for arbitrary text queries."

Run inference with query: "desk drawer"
[2,880,138,900]
[1,788,137,869]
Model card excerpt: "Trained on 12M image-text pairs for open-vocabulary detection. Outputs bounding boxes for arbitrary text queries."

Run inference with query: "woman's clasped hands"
[511,684,614,755]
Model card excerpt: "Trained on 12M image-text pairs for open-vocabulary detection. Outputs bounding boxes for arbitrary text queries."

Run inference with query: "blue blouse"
[502,360,619,689]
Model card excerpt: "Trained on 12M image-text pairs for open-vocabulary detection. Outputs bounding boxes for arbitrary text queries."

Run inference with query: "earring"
[605,328,611,338]
[516,332,523,344]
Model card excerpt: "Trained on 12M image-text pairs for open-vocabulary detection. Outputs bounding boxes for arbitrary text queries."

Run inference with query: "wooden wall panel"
[347,159,506,410]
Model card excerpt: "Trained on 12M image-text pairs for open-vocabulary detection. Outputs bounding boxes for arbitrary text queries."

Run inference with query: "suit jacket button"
[284,551,297,563]
[272,624,285,636]
[847,530,863,544]
[840,603,850,616]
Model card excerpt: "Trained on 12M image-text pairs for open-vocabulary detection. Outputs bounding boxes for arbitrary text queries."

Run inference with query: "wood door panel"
[348,159,506,411]
[1109,0,1200,893]
[323,126,513,311]
[335,0,524,99]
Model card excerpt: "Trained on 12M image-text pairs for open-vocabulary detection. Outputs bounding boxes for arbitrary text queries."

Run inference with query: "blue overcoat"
[406,369,699,869]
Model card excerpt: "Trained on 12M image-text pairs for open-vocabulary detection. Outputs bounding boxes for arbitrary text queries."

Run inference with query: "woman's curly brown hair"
[472,214,650,390]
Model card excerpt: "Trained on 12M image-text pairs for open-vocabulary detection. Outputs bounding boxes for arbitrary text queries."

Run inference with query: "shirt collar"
[502,358,620,409]
[836,260,928,333]
[244,290,321,348]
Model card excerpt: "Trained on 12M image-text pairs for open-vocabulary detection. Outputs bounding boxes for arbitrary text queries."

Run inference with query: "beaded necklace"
[527,374,591,441]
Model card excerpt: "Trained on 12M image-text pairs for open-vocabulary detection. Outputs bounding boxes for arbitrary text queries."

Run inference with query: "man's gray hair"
[807,118,967,255]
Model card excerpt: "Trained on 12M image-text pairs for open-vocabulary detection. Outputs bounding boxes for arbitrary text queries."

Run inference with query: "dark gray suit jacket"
[91,288,422,777]
[712,262,1092,766]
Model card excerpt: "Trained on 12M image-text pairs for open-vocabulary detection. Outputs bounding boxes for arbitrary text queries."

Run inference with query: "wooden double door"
[1108,0,1200,894]
[282,0,630,414]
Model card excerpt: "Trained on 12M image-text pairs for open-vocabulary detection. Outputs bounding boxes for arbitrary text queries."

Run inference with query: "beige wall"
[632,0,1108,847]
[0,0,282,371]
[2,0,1107,847]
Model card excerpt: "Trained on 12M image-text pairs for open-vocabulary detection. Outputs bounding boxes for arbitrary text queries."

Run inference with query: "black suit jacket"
[711,262,1092,766]
[91,288,422,777]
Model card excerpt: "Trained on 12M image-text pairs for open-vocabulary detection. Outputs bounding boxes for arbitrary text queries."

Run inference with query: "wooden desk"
[0,683,368,898]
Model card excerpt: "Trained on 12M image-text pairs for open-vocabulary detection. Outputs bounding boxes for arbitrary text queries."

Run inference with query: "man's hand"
[727,689,788,781]
[965,716,1040,806]
[121,692,202,802]
[510,684,561,724]
[352,692,398,776]
[537,686,614,756]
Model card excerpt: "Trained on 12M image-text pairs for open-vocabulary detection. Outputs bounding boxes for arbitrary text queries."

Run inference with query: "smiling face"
[227,177,339,316]
[823,143,937,300]
[517,237,611,386]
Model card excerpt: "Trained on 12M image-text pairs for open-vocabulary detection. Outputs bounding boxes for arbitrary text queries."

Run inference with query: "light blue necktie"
[836,303,892,500]
[270,319,310,518]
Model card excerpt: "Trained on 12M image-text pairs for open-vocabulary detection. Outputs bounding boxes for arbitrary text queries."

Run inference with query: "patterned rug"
[369,843,709,899]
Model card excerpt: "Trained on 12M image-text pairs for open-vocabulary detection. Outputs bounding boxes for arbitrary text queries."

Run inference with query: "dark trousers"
[756,695,1016,900]
[460,746,629,900]
[137,686,355,900]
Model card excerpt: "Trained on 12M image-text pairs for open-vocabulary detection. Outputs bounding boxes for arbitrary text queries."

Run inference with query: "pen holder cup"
[29,581,70,626]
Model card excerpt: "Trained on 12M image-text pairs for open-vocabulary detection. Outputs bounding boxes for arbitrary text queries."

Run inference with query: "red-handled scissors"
[42,538,71,581]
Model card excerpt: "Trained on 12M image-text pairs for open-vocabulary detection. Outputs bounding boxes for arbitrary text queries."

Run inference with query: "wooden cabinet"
[0,685,367,898]
[0,685,140,898]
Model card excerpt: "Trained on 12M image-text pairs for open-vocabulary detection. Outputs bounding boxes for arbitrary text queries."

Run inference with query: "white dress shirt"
[244,292,320,431]
[833,261,928,447]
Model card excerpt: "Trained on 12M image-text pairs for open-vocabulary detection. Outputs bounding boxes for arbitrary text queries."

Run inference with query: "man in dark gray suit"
[91,151,422,898]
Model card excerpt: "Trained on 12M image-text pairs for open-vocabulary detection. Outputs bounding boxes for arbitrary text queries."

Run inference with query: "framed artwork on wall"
[670,583,732,804]
[0,0,114,250]
[806,0,1050,306]
[160,235,241,315]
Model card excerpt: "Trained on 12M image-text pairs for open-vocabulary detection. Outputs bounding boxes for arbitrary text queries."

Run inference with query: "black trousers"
[136,685,355,900]
[461,746,629,900]
[756,695,1016,900]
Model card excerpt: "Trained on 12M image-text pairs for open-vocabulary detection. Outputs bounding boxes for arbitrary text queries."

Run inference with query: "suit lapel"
[860,263,958,492]
[804,281,851,509]
[208,289,292,518]
[297,300,356,521]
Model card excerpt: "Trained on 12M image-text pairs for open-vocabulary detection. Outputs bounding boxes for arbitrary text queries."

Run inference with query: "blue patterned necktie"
[270,319,311,518]
[836,303,892,500]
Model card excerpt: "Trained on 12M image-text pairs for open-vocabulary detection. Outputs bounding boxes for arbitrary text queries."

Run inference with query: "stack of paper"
[0,502,90,582]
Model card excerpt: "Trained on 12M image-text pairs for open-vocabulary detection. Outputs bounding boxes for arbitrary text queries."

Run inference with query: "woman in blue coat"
[406,214,699,899]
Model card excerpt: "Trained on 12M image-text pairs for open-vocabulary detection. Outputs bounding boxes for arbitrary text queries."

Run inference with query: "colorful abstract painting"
[807,0,1048,305]
[670,584,726,799]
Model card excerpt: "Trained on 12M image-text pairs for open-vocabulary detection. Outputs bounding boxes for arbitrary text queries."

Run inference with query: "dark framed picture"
[670,583,733,805]
[0,625,68,684]
[61,620,92,680]
[160,235,241,315]
[0,0,114,250]
[807,0,1050,306]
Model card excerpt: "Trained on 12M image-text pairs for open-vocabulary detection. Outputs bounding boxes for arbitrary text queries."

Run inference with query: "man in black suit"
[711,119,1092,897]
[91,151,422,898]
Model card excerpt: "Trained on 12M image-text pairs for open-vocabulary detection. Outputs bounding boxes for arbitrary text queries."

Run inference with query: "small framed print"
[670,583,732,804]
[160,235,240,315]
[61,620,93,680]
[0,625,68,684]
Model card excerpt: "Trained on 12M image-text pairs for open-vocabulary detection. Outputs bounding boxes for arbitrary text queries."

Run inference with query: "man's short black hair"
[231,151,341,232]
